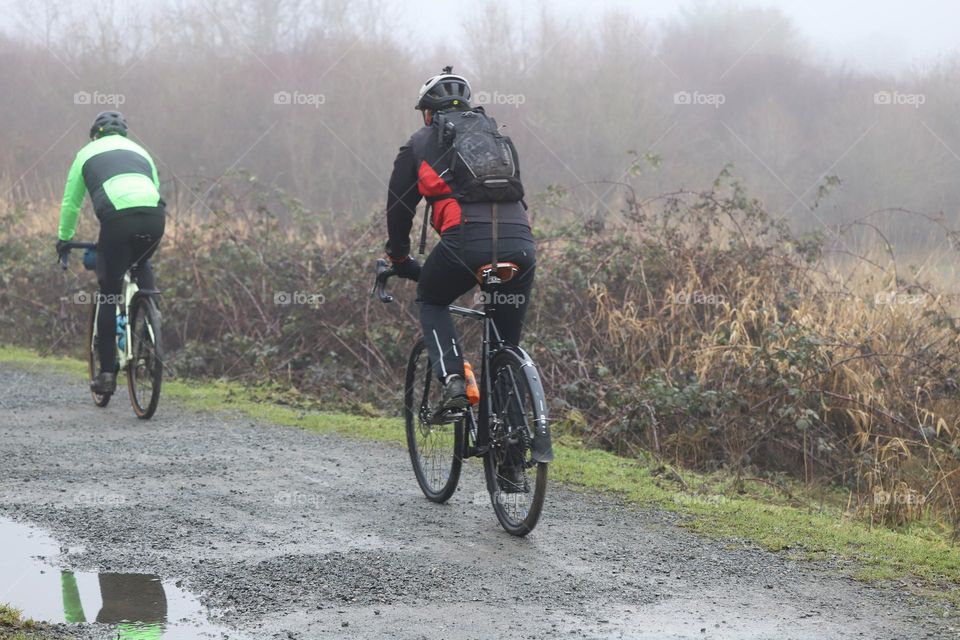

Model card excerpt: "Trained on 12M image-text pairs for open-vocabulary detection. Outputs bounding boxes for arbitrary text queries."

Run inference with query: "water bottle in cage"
[117,313,127,351]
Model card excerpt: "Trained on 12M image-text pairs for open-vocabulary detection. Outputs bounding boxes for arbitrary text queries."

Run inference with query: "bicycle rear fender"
[129,289,161,307]
[500,346,554,463]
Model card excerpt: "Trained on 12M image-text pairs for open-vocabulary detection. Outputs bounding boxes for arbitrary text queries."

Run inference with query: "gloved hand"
[55,239,68,258]
[391,255,422,281]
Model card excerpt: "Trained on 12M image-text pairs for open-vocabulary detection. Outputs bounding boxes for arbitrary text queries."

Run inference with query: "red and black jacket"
[385,125,528,260]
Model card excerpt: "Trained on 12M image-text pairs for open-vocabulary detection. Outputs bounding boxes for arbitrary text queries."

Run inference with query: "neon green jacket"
[58,134,163,241]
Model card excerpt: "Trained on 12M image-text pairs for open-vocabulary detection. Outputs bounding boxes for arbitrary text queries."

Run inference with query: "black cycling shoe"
[428,374,469,424]
[498,464,529,493]
[91,372,117,395]
[440,374,469,411]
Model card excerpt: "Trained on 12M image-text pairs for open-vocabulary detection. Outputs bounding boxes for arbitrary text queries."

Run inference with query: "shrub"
[2,168,958,530]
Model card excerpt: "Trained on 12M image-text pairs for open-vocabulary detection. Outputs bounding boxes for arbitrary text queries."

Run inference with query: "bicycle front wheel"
[86,302,111,407]
[484,348,549,536]
[404,338,463,503]
[127,295,163,419]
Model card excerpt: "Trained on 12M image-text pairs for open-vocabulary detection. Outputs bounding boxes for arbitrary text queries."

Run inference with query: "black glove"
[55,239,68,258]
[384,239,410,262]
[391,255,421,282]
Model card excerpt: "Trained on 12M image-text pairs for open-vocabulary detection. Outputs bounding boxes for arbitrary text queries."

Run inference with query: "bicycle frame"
[90,273,140,370]
[374,257,553,463]
[449,303,500,457]
[60,241,157,372]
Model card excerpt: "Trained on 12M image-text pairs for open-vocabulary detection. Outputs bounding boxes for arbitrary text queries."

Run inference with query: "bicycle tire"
[127,295,163,419]
[483,347,549,536]
[404,338,463,503]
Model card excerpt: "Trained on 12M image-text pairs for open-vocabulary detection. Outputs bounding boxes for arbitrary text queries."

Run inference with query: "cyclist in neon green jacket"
[61,570,165,639]
[56,111,166,395]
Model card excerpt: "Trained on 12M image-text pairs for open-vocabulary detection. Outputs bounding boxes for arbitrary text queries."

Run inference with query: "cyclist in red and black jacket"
[384,69,535,413]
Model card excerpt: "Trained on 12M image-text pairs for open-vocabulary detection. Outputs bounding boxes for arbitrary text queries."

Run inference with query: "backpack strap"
[491,202,498,272]
[418,201,432,255]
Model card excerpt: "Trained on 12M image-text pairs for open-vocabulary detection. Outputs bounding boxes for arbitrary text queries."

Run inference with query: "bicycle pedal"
[430,407,465,425]
[466,445,488,458]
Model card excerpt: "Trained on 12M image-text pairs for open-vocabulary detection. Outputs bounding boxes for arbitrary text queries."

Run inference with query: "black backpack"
[425,107,524,204]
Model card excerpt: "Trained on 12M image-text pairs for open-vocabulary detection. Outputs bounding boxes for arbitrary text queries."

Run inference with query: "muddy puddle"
[0,516,247,638]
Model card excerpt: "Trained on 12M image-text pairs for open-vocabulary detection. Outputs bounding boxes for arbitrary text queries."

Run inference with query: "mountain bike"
[59,242,163,419]
[374,258,553,536]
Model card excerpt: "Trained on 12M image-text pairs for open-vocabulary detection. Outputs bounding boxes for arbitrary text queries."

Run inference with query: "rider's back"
[400,123,531,243]
[60,135,163,242]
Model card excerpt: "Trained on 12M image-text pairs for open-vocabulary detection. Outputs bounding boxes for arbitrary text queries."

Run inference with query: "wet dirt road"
[0,362,956,639]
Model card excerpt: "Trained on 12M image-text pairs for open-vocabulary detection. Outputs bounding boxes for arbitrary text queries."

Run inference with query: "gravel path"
[0,362,956,639]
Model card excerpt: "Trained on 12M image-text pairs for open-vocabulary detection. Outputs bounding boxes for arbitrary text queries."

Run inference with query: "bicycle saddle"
[475,262,519,284]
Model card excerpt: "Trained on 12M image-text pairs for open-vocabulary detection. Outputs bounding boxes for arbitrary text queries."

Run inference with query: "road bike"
[59,242,163,419]
[374,258,553,536]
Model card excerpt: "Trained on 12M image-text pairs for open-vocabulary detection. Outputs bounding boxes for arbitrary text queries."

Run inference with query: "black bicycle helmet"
[89,111,128,139]
[415,66,471,111]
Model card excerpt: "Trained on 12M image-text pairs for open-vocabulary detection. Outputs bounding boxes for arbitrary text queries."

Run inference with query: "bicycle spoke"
[404,340,462,502]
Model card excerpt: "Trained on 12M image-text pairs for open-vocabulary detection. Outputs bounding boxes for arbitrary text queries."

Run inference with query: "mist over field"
[1,0,959,250]
[4,4,960,633]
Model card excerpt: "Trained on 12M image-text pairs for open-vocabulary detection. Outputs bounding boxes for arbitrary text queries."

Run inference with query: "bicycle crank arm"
[428,406,466,425]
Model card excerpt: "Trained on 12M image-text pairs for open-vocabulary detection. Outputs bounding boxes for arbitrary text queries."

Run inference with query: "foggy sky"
[397,0,959,75]
[2,0,956,74]
[2,0,958,238]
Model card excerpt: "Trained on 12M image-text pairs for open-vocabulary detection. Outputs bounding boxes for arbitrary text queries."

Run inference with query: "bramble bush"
[2,167,959,531]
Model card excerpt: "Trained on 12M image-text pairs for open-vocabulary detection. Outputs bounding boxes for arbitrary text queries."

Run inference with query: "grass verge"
[2,344,958,603]
[0,602,41,639]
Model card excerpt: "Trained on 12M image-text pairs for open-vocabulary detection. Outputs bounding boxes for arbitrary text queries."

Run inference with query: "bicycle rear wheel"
[484,348,549,536]
[86,302,111,407]
[127,295,163,419]
[404,338,463,503]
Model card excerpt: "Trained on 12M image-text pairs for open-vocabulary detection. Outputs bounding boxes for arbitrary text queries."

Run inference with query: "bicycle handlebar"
[58,241,97,271]
[373,258,396,303]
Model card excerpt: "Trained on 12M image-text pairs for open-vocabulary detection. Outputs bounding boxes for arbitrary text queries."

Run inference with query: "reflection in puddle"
[61,571,166,634]
[0,517,245,638]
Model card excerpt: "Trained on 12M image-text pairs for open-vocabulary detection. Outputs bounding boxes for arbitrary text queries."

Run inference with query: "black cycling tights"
[416,223,535,383]
[95,209,165,374]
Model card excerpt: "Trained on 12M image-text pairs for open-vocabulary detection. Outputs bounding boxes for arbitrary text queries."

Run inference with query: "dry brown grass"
[3,170,959,533]
[530,172,960,532]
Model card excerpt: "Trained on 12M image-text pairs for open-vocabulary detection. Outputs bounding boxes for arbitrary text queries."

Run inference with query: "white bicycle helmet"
[416,66,471,111]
